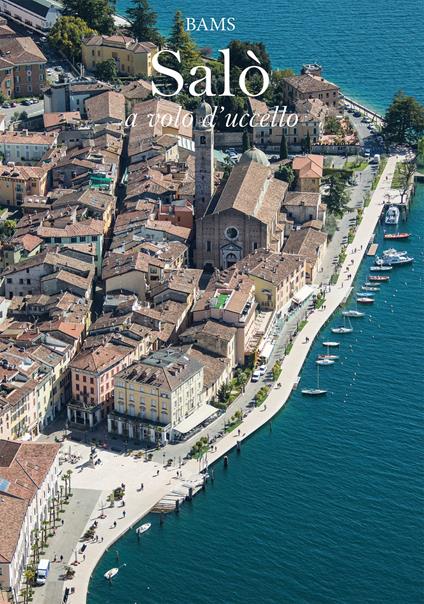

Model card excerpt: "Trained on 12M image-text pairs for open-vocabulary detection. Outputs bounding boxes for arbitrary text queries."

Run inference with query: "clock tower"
[194,100,214,219]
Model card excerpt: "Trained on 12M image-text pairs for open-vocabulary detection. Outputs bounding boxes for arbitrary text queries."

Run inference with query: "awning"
[259,341,273,360]
[293,285,316,305]
[173,404,218,435]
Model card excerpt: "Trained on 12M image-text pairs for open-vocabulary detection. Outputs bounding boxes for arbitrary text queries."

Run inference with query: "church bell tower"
[194,100,214,219]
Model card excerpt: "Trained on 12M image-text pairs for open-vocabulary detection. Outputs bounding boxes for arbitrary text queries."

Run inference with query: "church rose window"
[225,227,239,240]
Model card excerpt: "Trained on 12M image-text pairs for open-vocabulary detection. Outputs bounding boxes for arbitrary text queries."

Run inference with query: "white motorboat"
[375,253,413,266]
[361,286,380,292]
[369,265,393,272]
[316,358,335,366]
[318,354,339,360]
[104,568,119,580]
[383,248,408,256]
[302,366,327,396]
[385,205,400,225]
[136,522,151,535]
[323,341,340,347]
[342,309,365,318]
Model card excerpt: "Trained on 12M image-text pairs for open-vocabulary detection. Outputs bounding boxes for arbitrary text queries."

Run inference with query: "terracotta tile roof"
[38,320,85,340]
[283,228,327,262]
[83,34,157,55]
[182,320,236,343]
[0,164,48,180]
[14,233,43,252]
[0,36,46,68]
[214,162,287,224]
[0,131,57,146]
[120,79,152,100]
[235,249,306,287]
[43,112,81,130]
[284,191,321,207]
[145,220,191,241]
[292,154,324,179]
[37,219,104,238]
[70,343,131,373]
[0,440,59,564]
[186,346,231,390]
[85,91,125,123]
[284,74,339,93]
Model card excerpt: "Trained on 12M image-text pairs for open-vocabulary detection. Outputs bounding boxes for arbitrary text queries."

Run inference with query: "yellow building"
[82,34,157,77]
[110,349,213,444]
[0,164,49,207]
[235,250,306,312]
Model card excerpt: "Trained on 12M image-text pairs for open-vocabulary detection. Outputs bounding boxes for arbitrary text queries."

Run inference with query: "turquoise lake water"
[116,0,424,112]
[89,186,424,603]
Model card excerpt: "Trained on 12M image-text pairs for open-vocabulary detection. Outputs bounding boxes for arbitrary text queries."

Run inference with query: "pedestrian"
[61,519,64,526]
[60,555,63,563]
[53,554,57,563]
[101,536,104,543]
[140,482,144,490]
[83,554,86,561]
[123,510,126,518]
[113,521,117,528]
[122,500,125,507]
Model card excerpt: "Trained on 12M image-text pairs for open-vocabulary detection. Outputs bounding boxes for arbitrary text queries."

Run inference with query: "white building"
[0,130,58,163]
[0,440,60,600]
[0,0,62,33]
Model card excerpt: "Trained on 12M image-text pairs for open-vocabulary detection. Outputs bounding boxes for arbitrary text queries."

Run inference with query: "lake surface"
[117,0,424,112]
[89,186,424,603]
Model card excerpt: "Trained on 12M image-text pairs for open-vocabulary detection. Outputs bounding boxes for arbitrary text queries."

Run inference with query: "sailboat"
[302,365,327,396]
[318,344,340,361]
[316,358,335,366]
[369,265,393,272]
[322,341,340,347]
[331,315,353,334]
[342,300,365,318]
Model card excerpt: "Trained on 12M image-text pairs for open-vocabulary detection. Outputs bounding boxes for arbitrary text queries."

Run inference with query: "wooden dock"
[367,243,378,256]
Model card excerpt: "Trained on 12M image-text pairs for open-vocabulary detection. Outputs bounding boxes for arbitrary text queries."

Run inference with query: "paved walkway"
[32,489,101,604]
[65,156,398,604]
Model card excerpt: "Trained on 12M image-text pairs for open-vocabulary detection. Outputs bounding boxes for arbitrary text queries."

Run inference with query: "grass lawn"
[344,158,369,172]
[391,161,407,189]
[225,418,242,433]
[371,158,388,190]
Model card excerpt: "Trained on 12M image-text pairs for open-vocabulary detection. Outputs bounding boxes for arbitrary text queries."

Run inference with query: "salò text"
[152,48,269,98]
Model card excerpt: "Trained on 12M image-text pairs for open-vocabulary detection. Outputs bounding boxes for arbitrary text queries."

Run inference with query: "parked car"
[251,370,261,383]
[2,102,11,108]
[353,111,361,118]
[22,99,32,106]
[10,102,17,107]
[258,364,267,376]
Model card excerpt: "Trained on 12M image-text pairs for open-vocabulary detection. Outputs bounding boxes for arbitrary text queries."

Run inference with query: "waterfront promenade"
[65,157,398,604]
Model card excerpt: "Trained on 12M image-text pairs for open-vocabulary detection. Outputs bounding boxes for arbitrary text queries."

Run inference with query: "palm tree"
[31,528,40,566]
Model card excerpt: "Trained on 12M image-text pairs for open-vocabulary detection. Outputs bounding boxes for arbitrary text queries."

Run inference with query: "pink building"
[67,343,136,428]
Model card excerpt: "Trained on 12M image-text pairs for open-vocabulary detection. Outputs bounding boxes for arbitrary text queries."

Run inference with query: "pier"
[367,243,378,256]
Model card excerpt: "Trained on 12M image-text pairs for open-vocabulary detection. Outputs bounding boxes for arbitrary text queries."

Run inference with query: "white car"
[251,370,261,382]
[258,364,267,375]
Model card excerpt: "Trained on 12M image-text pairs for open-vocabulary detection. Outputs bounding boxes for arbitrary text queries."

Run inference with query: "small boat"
[316,358,335,366]
[385,205,400,225]
[357,291,375,296]
[136,523,151,535]
[384,232,410,240]
[375,253,414,266]
[104,568,119,581]
[331,316,353,334]
[369,275,390,282]
[302,366,327,396]
[342,310,365,317]
[357,297,374,304]
[369,266,393,272]
[318,354,339,360]
[323,341,339,347]
[361,286,379,292]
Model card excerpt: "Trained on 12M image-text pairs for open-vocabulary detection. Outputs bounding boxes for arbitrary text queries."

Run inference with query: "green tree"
[167,11,201,78]
[383,91,424,144]
[126,0,163,46]
[19,110,28,120]
[48,16,96,63]
[275,164,295,187]
[324,115,342,135]
[0,219,16,239]
[324,173,350,216]
[225,40,271,73]
[417,137,424,172]
[62,0,114,34]
[279,132,288,159]
[305,131,312,153]
[242,130,250,152]
[95,58,119,82]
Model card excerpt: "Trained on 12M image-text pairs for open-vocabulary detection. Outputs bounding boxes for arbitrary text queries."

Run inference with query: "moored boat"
[369,275,390,282]
[384,232,410,240]
[302,366,327,396]
[357,297,374,304]
[104,568,119,580]
[323,341,340,347]
[136,522,151,535]
[316,358,335,366]
[361,286,380,292]
[331,326,353,333]
[342,310,365,318]
[385,205,400,225]
[369,265,393,272]
[318,354,339,360]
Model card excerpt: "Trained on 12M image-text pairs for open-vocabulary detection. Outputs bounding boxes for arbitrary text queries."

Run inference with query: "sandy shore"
[67,156,399,604]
